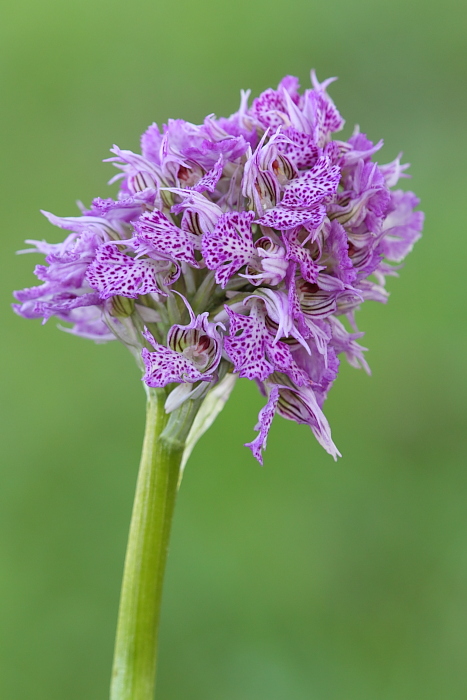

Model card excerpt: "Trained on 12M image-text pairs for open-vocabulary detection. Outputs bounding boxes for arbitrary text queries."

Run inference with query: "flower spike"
[14,69,423,464]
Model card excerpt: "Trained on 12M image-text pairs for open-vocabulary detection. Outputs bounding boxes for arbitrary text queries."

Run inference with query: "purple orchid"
[223,300,307,386]
[13,70,426,700]
[142,298,224,388]
[13,69,423,464]
[132,209,200,267]
[202,210,256,287]
[86,245,174,299]
[257,155,340,231]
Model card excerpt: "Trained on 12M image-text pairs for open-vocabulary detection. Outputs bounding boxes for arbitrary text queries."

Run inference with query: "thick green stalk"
[110,388,198,700]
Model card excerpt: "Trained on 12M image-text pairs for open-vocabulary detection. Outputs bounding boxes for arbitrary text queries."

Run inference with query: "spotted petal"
[202,211,256,287]
[281,156,340,208]
[193,156,224,193]
[224,302,307,385]
[87,246,166,299]
[258,204,325,231]
[279,127,319,170]
[133,210,199,267]
[141,302,223,388]
[142,341,208,387]
[244,385,280,464]
[283,230,323,284]
[250,88,287,129]
[223,305,273,380]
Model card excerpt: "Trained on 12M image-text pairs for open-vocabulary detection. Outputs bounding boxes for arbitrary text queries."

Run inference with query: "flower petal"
[258,204,325,231]
[133,209,199,267]
[281,156,340,209]
[193,155,224,193]
[202,211,256,287]
[245,385,280,464]
[87,246,167,299]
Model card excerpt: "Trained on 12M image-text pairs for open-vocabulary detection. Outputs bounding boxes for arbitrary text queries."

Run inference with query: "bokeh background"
[1,0,466,697]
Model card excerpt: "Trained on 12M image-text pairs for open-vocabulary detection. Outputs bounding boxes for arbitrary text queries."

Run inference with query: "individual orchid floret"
[277,127,319,170]
[141,297,224,388]
[86,245,174,299]
[242,233,289,287]
[223,301,307,386]
[250,88,290,131]
[276,381,341,460]
[202,202,290,289]
[246,373,340,465]
[27,231,99,293]
[242,129,295,215]
[336,128,384,169]
[105,145,163,196]
[283,228,324,284]
[202,211,256,287]
[192,155,224,194]
[41,210,128,241]
[380,190,424,262]
[248,287,309,348]
[156,117,249,182]
[132,209,200,267]
[13,230,104,326]
[169,189,223,235]
[305,70,345,146]
[281,155,341,208]
[330,160,390,233]
[258,155,340,230]
[328,316,370,374]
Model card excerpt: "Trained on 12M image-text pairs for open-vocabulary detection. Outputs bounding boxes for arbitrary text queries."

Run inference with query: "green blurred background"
[1,0,466,697]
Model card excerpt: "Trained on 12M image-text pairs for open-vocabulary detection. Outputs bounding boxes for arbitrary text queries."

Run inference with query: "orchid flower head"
[13,70,423,464]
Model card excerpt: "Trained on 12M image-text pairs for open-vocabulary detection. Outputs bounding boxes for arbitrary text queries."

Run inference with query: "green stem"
[110,388,198,700]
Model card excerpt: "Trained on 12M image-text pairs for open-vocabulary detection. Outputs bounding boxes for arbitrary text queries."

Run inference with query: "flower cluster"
[13,71,423,463]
